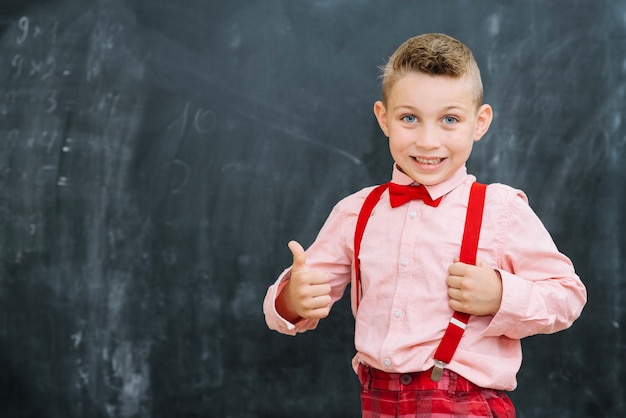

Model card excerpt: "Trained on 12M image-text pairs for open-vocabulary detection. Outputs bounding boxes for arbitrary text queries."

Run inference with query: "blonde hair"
[380,33,484,107]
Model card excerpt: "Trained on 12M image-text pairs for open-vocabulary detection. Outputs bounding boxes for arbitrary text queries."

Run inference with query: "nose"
[415,124,440,149]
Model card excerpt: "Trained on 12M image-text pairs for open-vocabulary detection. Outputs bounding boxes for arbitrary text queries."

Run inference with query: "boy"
[263,33,586,417]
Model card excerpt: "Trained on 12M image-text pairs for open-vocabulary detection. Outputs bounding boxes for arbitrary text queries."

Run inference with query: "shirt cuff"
[263,274,297,333]
[263,271,319,335]
[482,269,532,338]
[275,279,296,331]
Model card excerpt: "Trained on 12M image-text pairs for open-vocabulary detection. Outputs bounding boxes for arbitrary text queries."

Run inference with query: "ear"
[473,104,493,142]
[373,101,390,137]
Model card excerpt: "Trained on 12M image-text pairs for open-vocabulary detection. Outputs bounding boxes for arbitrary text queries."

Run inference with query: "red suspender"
[353,181,487,382]
[431,182,487,381]
[353,183,389,311]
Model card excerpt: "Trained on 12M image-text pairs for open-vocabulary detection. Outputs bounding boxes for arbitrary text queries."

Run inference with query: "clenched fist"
[446,258,503,316]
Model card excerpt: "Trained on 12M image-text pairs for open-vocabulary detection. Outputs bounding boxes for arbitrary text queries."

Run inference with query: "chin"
[413,174,445,187]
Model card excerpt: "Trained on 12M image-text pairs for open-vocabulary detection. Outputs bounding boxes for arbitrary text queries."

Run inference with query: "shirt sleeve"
[263,201,355,335]
[482,186,587,339]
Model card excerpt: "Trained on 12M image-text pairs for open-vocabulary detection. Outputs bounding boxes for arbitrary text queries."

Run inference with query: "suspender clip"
[431,360,446,382]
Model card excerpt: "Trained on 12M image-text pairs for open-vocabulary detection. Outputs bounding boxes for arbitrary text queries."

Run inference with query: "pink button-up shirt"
[263,165,586,391]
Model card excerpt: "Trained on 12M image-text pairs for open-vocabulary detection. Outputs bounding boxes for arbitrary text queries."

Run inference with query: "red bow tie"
[388,183,443,208]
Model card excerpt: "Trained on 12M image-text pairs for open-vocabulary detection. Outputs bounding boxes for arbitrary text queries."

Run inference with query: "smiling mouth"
[413,157,444,165]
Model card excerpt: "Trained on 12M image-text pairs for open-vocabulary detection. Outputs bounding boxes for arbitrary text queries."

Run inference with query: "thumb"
[288,240,307,272]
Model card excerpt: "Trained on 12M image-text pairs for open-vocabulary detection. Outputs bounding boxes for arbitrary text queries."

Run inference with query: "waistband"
[358,363,482,393]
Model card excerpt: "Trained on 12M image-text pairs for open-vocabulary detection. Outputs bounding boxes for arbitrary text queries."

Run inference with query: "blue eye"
[402,115,417,123]
[443,116,458,125]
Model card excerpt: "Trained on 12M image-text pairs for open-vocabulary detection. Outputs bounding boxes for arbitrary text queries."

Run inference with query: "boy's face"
[373,72,492,186]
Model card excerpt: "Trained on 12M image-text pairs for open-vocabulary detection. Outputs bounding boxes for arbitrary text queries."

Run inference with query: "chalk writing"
[39,131,58,154]
[167,102,191,140]
[0,89,60,116]
[29,55,56,80]
[11,54,24,77]
[163,159,190,195]
[9,17,61,82]
[93,92,121,117]
[16,16,29,45]
[194,108,216,134]
[168,102,217,140]
[14,16,58,48]
[46,90,57,113]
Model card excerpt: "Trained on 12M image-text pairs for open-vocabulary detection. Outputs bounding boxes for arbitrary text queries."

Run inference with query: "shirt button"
[393,309,402,318]
[409,211,417,219]
[383,359,391,367]
[400,258,409,266]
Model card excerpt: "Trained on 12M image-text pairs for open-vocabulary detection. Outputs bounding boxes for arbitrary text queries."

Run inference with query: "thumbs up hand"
[276,241,332,322]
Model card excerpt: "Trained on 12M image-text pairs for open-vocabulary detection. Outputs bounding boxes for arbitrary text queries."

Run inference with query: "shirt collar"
[390,164,470,200]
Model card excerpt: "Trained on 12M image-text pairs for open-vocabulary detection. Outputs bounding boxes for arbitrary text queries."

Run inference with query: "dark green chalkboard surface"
[0,0,624,416]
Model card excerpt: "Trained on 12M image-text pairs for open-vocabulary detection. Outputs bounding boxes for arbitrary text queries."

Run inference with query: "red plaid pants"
[358,364,515,418]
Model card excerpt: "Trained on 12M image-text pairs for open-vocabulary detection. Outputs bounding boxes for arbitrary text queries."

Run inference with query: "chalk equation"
[1,13,129,169]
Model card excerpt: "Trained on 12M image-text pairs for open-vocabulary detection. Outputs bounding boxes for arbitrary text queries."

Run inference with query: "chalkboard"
[0,0,624,417]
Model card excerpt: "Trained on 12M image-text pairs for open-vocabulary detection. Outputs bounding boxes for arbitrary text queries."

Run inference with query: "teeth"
[414,157,442,165]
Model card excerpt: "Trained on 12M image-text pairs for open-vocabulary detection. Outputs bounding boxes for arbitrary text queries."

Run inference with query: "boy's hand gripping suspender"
[353,182,488,382]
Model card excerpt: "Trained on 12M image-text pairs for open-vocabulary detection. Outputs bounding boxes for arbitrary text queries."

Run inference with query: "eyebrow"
[392,104,468,113]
